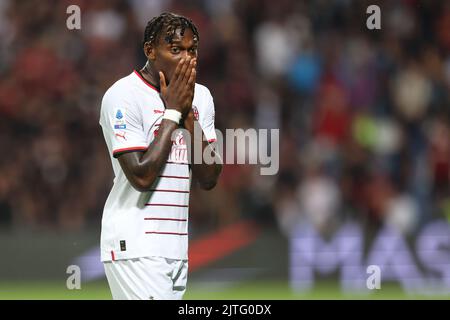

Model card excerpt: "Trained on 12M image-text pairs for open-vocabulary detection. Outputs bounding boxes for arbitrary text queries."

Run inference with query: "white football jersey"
[99,70,216,262]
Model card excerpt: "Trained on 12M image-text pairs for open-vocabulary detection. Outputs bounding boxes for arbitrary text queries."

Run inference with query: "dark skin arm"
[117,119,179,192]
[182,110,222,190]
[117,58,196,192]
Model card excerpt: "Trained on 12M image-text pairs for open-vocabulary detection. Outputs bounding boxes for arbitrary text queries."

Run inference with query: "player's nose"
[180,51,190,60]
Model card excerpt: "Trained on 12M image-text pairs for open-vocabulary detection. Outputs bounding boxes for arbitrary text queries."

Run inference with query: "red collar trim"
[134,70,159,92]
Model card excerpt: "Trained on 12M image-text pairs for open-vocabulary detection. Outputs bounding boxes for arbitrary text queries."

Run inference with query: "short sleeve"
[200,89,217,143]
[100,86,148,158]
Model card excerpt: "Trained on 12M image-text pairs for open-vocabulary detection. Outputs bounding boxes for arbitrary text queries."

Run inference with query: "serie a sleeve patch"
[113,108,127,129]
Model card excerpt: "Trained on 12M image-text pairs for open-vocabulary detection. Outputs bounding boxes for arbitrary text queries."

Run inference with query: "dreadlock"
[142,12,199,48]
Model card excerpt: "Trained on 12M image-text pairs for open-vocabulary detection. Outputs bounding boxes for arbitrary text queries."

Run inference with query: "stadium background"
[0,0,449,299]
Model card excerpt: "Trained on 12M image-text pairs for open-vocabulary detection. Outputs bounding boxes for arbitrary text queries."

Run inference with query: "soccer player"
[99,12,222,300]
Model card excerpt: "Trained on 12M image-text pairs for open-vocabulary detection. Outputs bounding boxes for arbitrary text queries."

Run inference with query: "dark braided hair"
[142,12,199,48]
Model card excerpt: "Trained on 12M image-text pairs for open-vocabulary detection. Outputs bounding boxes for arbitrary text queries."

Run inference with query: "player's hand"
[159,57,196,117]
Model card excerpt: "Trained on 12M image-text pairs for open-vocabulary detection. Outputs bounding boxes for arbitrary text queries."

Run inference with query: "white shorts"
[103,256,188,300]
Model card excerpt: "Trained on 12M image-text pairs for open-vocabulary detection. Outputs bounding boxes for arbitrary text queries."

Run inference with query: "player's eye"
[170,47,181,54]
[189,47,197,53]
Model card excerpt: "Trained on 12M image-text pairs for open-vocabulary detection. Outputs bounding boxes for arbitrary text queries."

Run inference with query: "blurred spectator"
[297,165,342,236]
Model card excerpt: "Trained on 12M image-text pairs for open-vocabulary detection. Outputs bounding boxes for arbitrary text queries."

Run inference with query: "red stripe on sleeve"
[113,146,148,157]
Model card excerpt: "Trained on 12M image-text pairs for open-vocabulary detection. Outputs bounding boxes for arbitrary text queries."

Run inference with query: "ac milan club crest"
[192,105,199,120]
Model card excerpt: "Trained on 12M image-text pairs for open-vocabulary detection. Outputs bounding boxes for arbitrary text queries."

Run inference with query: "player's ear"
[144,42,156,61]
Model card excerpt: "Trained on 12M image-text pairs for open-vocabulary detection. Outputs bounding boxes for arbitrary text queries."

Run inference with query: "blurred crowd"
[0,0,449,237]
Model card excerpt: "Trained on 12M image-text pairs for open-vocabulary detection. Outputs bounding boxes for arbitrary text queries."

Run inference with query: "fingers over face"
[159,71,167,90]
[179,57,194,82]
[187,68,196,88]
[183,58,195,84]
[172,58,185,83]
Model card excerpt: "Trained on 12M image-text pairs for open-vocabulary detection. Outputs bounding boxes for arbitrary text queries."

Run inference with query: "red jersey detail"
[113,146,147,155]
[115,132,127,140]
[192,106,199,120]
[145,203,188,208]
[144,218,187,221]
[145,231,188,236]
[149,189,189,193]
[133,70,159,92]
[158,175,190,179]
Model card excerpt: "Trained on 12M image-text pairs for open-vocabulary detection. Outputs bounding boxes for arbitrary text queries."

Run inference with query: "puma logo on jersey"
[115,132,127,140]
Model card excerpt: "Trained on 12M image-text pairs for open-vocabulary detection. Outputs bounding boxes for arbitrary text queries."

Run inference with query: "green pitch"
[0,280,449,300]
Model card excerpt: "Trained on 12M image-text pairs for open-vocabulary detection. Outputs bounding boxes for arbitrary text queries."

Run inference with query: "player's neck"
[140,63,160,90]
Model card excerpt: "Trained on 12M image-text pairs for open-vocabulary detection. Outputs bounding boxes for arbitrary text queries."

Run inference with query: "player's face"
[153,27,198,83]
